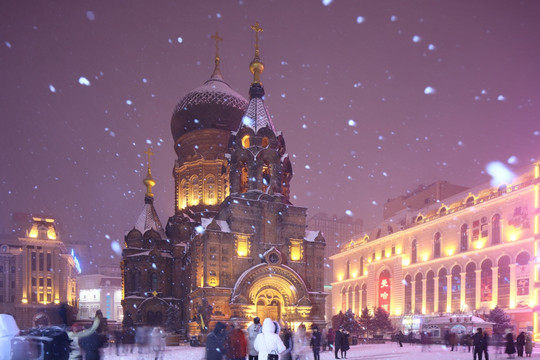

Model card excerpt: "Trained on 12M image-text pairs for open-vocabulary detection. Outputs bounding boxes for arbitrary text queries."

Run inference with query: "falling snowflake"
[78,76,91,86]
[497,95,506,101]
[356,16,365,24]
[486,161,515,186]
[507,156,517,164]
[126,100,132,105]
[390,15,397,22]
[345,210,353,216]
[49,84,56,93]
[428,44,436,50]
[412,35,422,43]
[424,86,436,94]
[322,0,333,5]
[348,120,357,127]
[5,41,11,48]
[177,37,183,43]
[86,11,96,21]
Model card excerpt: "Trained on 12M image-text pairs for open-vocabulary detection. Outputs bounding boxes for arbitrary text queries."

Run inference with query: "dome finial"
[143,148,156,200]
[210,31,224,79]
[249,22,264,84]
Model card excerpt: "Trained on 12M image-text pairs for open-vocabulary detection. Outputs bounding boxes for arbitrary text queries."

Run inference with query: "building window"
[391,245,396,255]
[460,224,468,252]
[346,260,350,279]
[151,273,158,292]
[31,252,36,271]
[262,136,269,148]
[290,240,302,261]
[359,256,364,275]
[240,161,249,193]
[237,236,249,257]
[381,249,386,258]
[433,232,441,258]
[46,253,52,271]
[11,281,15,289]
[32,277,36,286]
[31,291,37,303]
[0,266,3,273]
[497,256,510,308]
[39,278,44,286]
[47,278,52,287]
[451,265,461,311]
[411,240,417,264]
[242,135,250,148]
[262,160,271,193]
[47,293,52,302]
[492,214,501,245]
[10,266,15,274]
[0,280,3,287]
[466,196,475,207]
[39,253,44,271]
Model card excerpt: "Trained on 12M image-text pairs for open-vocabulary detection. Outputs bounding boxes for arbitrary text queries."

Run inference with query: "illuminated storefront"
[331,160,540,339]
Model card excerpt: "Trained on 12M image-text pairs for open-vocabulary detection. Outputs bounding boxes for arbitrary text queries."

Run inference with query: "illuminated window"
[240,161,248,193]
[237,236,249,257]
[290,240,302,261]
[242,135,250,148]
[262,136,269,148]
[189,175,200,206]
[204,176,216,205]
[262,161,271,193]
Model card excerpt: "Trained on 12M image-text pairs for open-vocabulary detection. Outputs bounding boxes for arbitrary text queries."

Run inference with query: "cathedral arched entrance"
[255,288,283,321]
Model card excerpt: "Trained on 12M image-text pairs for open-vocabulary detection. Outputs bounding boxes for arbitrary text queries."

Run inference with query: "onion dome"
[170,54,248,144]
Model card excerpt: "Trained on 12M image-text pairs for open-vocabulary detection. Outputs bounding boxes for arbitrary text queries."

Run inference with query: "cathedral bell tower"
[229,22,293,201]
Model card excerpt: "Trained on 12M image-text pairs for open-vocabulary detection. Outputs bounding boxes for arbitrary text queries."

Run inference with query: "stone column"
[422,278,427,314]
[434,276,439,313]
[460,272,466,311]
[510,263,517,308]
[492,266,499,308]
[475,269,482,310]
[411,280,416,313]
[446,274,452,312]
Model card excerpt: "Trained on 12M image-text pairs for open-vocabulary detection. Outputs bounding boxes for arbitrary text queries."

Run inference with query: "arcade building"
[331,161,540,340]
[121,25,327,333]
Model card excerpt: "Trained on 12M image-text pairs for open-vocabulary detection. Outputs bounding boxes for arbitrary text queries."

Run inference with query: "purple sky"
[1,1,539,267]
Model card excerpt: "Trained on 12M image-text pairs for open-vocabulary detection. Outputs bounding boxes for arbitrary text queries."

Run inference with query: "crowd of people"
[205,318,352,360]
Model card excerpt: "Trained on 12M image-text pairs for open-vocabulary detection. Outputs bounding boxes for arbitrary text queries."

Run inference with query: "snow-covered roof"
[134,201,166,238]
[201,218,231,232]
[427,315,494,325]
[241,97,275,133]
[126,250,151,257]
[305,230,319,242]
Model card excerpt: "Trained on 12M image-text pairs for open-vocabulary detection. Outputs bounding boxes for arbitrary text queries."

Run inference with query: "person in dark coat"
[505,333,516,358]
[334,328,342,359]
[472,328,484,360]
[207,322,228,360]
[516,332,526,357]
[397,330,403,347]
[310,325,321,360]
[483,331,490,360]
[327,328,335,351]
[340,330,350,359]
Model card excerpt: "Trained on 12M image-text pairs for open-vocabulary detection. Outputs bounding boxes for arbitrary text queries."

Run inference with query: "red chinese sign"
[379,270,391,313]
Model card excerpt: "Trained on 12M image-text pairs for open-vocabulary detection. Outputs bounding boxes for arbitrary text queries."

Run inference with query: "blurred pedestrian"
[334,328,342,359]
[516,332,525,357]
[67,316,100,360]
[248,317,262,360]
[525,333,532,357]
[472,328,483,360]
[226,322,247,360]
[280,327,293,360]
[340,330,350,359]
[0,314,20,360]
[207,322,228,360]
[292,324,308,360]
[505,332,516,359]
[254,318,285,360]
[483,330,490,360]
[310,325,321,360]
[397,330,403,347]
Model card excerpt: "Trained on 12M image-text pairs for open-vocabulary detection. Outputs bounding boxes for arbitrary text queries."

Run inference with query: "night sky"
[1,1,539,269]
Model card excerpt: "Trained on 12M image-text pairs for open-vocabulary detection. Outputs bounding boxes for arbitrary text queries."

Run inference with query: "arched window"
[414,273,423,313]
[438,268,448,313]
[132,270,141,293]
[451,265,461,312]
[460,224,468,252]
[341,287,346,311]
[497,256,510,308]
[404,275,412,314]
[189,175,199,205]
[204,175,216,205]
[359,256,364,275]
[433,232,441,258]
[439,207,447,216]
[465,262,476,311]
[150,273,158,292]
[348,286,353,310]
[179,179,187,209]
[346,260,350,279]
[240,161,248,193]
[480,259,493,302]
[516,252,530,265]
[411,239,417,264]
[492,214,501,245]
[426,271,435,314]
[242,135,250,148]
[466,196,475,207]
[262,136,269,148]
[262,160,271,193]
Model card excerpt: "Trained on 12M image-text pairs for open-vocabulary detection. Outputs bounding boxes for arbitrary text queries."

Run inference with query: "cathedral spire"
[249,22,264,86]
[143,148,156,202]
[210,31,224,80]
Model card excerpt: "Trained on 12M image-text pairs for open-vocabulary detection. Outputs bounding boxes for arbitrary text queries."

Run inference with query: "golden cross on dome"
[144,148,154,170]
[211,31,223,59]
[250,22,263,57]
[152,290,158,297]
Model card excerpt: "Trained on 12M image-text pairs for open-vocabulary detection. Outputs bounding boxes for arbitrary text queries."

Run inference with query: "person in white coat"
[254,318,286,360]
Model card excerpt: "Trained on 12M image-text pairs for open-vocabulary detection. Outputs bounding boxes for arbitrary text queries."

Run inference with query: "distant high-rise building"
[0,215,79,328]
[307,213,363,319]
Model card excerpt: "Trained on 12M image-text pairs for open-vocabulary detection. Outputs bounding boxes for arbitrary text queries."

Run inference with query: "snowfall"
[100,342,538,360]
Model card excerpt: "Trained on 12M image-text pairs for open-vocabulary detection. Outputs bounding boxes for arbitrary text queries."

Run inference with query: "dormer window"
[242,135,250,148]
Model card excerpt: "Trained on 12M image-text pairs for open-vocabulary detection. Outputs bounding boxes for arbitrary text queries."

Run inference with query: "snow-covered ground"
[100,342,539,360]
